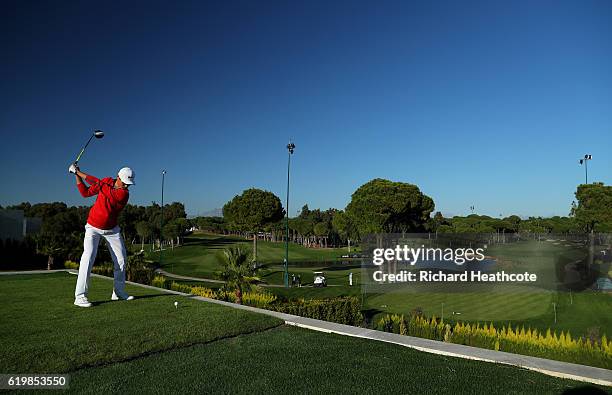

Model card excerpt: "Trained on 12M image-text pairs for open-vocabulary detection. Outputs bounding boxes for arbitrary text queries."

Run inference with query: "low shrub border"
[377,313,612,370]
[151,275,363,326]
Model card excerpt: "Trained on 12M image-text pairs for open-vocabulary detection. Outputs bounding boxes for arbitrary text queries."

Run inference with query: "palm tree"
[218,246,261,304]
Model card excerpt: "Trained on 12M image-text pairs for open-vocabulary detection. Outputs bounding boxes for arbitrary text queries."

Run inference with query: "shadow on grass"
[181,235,247,249]
[93,294,168,306]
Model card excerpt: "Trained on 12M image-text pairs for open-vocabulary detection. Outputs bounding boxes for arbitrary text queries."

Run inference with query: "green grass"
[148,235,611,338]
[1,273,606,394]
[362,239,612,337]
[150,232,355,284]
[64,326,605,395]
[0,273,282,373]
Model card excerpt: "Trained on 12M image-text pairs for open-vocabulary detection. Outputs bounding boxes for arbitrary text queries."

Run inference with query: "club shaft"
[75,134,95,163]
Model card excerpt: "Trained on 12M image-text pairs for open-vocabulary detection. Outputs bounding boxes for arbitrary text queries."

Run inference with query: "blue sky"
[1,0,610,218]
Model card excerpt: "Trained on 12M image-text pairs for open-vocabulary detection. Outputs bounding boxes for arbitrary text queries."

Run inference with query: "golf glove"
[68,163,79,174]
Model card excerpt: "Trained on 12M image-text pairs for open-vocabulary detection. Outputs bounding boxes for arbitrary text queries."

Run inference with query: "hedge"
[377,313,611,369]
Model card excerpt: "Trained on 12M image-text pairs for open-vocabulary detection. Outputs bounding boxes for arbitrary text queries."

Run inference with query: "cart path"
[154,268,342,288]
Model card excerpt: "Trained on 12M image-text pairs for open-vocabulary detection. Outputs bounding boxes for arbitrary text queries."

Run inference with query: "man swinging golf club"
[69,163,135,307]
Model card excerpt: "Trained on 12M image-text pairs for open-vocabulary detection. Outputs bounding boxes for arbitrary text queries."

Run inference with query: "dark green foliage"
[574,183,612,232]
[223,188,284,232]
[126,253,155,284]
[273,297,363,326]
[345,178,435,236]
[217,246,260,304]
[3,201,188,271]
[194,216,227,233]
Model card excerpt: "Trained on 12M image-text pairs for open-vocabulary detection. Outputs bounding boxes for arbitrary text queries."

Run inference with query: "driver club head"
[94,130,105,138]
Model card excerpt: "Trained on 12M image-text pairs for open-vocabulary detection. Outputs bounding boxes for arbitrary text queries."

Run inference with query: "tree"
[345,178,435,235]
[218,246,260,304]
[162,221,181,250]
[504,215,521,232]
[430,211,445,233]
[574,183,612,232]
[135,221,152,251]
[223,188,284,262]
[119,204,146,243]
[332,210,356,246]
[313,221,329,247]
[36,210,81,269]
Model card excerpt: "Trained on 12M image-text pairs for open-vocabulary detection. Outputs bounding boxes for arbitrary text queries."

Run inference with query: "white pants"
[74,223,128,299]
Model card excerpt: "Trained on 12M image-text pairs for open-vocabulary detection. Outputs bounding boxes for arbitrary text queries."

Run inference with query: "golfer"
[69,163,135,307]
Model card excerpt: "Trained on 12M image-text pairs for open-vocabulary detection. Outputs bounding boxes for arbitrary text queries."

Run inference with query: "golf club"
[74,130,105,164]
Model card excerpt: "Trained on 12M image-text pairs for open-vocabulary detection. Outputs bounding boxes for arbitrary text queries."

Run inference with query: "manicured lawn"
[148,234,612,339]
[1,272,606,394]
[0,273,282,374]
[150,232,354,284]
[362,239,612,338]
[66,326,604,395]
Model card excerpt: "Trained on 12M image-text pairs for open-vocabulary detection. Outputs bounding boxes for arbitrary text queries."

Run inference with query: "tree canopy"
[222,188,284,232]
[345,178,435,235]
[573,183,612,232]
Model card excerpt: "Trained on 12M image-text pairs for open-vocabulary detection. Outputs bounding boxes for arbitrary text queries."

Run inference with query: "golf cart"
[313,271,327,288]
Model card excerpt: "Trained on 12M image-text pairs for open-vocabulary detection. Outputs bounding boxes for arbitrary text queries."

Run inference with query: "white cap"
[118,167,135,185]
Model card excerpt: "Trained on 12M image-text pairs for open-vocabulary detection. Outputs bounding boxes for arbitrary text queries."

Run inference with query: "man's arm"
[75,169,100,185]
[73,168,101,197]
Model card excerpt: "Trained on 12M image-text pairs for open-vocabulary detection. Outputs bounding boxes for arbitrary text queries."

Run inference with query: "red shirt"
[78,175,129,230]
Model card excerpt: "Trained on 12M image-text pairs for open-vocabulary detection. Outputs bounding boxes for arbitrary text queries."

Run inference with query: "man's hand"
[69,163,79,174]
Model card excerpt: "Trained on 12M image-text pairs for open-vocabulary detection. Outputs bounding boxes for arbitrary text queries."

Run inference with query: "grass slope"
[0,273,281,373]
[1,273,608,394]
[151,232,354,284]
[67,326,606,394]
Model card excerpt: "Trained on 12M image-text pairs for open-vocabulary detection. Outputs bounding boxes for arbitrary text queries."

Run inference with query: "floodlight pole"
[579,154,592,184]
[285,142,295,288]
[160,170,167,269]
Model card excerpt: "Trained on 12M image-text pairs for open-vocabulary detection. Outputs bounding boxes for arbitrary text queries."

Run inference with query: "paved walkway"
[2,269,611,386]
[154,268,341,288]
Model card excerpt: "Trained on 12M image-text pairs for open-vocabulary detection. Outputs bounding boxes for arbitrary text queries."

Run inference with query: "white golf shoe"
[74,296,92,308]
[111,291,134,301]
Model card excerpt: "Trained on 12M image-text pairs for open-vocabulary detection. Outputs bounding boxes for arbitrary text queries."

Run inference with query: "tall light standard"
[159,170,167,269]
[578,154,592,184]
[284,142,295,288]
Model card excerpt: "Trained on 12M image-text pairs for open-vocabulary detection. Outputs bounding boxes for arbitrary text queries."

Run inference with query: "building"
[0,210,42,241]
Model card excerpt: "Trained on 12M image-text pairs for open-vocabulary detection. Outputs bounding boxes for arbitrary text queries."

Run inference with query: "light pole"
[284,141,295,288]
[578,154,592,184]
[160,170,167,269]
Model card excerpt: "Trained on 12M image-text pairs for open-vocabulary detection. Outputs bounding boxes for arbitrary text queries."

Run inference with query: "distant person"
[69,163,135,307]
[297,274,302,287]
[349,272,353,286]
[291,273,296,287]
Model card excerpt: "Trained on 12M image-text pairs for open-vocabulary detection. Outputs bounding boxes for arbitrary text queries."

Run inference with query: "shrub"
[126,254,154,284]
[64,260,79,269]
[169,282,193,294]
[376,313,612,369]
[273,297,363,326]
[242,291,276,308]
[151,275,169,289]
[190,286,217,298]
[92,262,113,277]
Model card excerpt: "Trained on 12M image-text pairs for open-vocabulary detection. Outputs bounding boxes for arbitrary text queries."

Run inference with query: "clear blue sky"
[1,0,610,218]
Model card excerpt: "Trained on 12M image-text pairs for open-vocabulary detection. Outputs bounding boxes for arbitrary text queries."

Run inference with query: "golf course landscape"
[0,272,606,393]
[149,232,611,340]
[2,2,612,393]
